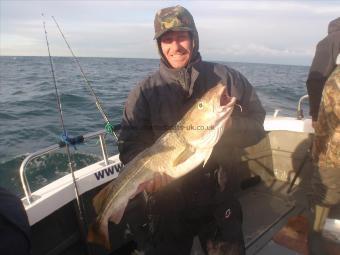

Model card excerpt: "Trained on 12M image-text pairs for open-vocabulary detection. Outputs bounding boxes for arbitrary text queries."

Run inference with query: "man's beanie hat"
[154,5,197,39]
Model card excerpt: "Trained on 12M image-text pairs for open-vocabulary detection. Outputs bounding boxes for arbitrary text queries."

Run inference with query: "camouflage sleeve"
[314,66,340,135]
[118,82,154,165]
[312,95,329,163]
[329,74,340,120]
[312,65,340,165]
[314,90,330,137]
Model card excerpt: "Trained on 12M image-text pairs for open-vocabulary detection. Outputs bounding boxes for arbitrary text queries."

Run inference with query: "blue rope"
[60,131,77,150]
[60,131,76,150]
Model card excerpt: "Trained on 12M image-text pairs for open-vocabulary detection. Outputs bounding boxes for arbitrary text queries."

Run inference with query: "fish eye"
[197,102,204,110]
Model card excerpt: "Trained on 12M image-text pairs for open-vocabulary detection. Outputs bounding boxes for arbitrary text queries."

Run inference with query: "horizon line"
[0,55,310,67]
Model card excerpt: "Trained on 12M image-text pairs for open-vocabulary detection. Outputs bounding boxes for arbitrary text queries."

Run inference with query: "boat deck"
[191,179,340,255]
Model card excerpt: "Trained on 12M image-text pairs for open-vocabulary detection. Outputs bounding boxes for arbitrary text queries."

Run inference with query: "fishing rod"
[42,14,92,254]
[51,15,118,142]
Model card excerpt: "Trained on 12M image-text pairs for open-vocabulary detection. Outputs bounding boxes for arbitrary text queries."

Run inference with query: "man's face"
[160,31,192,69]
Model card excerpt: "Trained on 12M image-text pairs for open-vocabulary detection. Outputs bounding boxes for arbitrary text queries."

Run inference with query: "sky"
[1,1,339,65]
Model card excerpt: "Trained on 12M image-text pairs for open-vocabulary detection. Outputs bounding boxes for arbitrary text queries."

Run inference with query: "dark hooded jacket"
[118,30,265,203]
[118,58,265,166]
[306,17,340,121]
[0,187,31,254]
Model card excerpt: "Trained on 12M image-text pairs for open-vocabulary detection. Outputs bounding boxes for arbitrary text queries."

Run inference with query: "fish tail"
[87,220,111,251]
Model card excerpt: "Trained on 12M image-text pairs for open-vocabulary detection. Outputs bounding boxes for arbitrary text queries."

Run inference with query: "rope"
[59,132,85,149]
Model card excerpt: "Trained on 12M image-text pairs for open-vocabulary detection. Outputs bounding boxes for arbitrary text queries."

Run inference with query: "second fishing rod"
[51,16,119,142]
[42,14,93,255]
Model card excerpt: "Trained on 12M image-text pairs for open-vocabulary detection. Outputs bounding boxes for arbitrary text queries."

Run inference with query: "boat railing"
[20,128,120,204]
[296,94,309,120]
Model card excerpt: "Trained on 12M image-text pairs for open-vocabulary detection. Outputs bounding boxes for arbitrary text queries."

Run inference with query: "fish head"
[179,83,236,148]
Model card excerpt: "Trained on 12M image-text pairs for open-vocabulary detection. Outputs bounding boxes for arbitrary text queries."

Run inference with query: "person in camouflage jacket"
[312,60,340,171]
[308,54,340,254]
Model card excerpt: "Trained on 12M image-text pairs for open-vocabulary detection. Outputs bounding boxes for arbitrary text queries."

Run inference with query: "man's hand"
[145,172,172,193]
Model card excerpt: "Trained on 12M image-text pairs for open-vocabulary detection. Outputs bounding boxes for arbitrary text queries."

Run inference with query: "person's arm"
[118,82,172,192]
[311,65,340,163]
[219,71,266,149]
[118,82,154,165]
[306,39,337,121]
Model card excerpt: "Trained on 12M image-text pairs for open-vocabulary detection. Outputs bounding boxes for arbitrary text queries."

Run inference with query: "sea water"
[0,56,309,196]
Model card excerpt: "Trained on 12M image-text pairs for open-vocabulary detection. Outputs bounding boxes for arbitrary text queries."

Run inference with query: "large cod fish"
[87,83,236,250]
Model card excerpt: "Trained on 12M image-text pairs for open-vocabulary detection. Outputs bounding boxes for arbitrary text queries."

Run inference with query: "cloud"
[1,1,339,64]
[189,1,340,15]
[217,43,313,57]
[1,34,41,56]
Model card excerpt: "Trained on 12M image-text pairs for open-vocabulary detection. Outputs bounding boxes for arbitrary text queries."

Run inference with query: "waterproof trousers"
[135,170,245,255]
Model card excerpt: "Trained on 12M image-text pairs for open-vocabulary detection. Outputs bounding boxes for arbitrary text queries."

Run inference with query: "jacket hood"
[154,5,199,69]
[328,17,340,34]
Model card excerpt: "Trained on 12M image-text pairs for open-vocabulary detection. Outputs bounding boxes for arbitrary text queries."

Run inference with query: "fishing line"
[51,15,118,142]
[42,14,92,254]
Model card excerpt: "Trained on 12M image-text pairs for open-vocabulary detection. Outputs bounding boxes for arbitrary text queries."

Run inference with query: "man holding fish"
[88,5,265,255]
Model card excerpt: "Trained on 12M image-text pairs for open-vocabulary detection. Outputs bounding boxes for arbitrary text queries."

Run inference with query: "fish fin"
[87,220,111,251]
[93,182,114,215]
[108,183,147,224]
[108,183,148,224]
[173,145,196,167]
[109,200,129,224]
[203,148,214,167]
